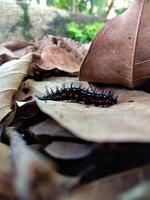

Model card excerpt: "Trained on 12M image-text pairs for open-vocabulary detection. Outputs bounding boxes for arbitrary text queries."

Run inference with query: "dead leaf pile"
[1,0,150,199]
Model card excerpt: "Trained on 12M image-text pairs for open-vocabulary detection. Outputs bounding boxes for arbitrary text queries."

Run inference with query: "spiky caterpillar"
[37,84,118,107]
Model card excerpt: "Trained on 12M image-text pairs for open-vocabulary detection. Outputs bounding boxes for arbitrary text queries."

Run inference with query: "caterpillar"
[37,84,118,107]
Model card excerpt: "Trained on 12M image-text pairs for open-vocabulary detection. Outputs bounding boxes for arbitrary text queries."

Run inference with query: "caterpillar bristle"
[37,84,118,107]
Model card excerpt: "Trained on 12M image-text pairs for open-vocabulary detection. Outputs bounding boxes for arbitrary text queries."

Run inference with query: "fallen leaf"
[61,165,150,200]
[9,101,40,130]
[0,172,18,200]
[29,118,75,137]
[14,77,87,101]
[13,45,34,58]
[8,128,59,200]
[2,39,32,51]
[0,144,16,199]
[34,35,89,62]
[34,36,55,51]
[118,181,150,200]
[38,45,81,74]
[50,35,90,62]
[36,87,150,142]
[0,53,36,122]
[0,45,18,62]
[45,142,93,160]
[80,0,150,88]
[0,143,11,172]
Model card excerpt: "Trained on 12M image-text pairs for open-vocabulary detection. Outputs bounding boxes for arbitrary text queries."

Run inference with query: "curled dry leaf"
[61,165,150,200]
[80,0,150,88]
[36,87,150,143]
[38,45,81,74]
[0,53,36,122]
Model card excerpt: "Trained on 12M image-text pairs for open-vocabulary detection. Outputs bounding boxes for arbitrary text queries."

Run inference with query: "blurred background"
[0,0,132,43]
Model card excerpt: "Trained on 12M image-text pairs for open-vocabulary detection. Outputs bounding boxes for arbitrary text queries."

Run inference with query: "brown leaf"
[50,35,90,62]
[2,39,32,51]
[27,115,93,159]
[80,0,150,88]
[0,143,11,172]
[13,45,35,58]
[0,144,17,199]
[0,45,18,62]
[29,118,75,137]
[34,36,55,51]
[0,172,18,200]
[36,85,150,142]
[118,181,150,200]
[45,142,93,160]
[8,128,59,200]
[38,45,81,74]
[34,35,89,63]
[15,77,84,101]
[60,165,150,200]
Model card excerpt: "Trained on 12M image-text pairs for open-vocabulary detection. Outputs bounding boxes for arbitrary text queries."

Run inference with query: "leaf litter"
[1,1,150,199]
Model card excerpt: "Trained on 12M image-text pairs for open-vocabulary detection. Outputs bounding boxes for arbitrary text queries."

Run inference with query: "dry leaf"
[61,165,150,200]
[0,53,36,122]
[0,144,17,199]
[118,181,150,200]
[34,36,55,51]
[29,118,75,137]
[2,39,32,51]
[34,35,89,62]
[0,45,18,62]
[45,142,93,160]
[80,0,150,88]
[8,128,59,200]
[38,45,81,74]
[15,77,86,101]
[36,87,150,142]
[13,45,34,58]
[50,35,90,62]
[0,172,18,200]
[25,115,93,159]
[0,143,11,172]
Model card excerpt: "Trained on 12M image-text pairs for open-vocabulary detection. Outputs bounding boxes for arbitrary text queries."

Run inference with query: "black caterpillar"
[37,84,118,107]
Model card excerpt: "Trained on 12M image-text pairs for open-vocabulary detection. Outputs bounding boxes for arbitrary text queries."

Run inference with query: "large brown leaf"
[80,0,150,88]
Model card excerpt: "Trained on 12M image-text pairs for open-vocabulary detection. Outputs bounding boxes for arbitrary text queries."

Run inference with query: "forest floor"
[0,0,102,43]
